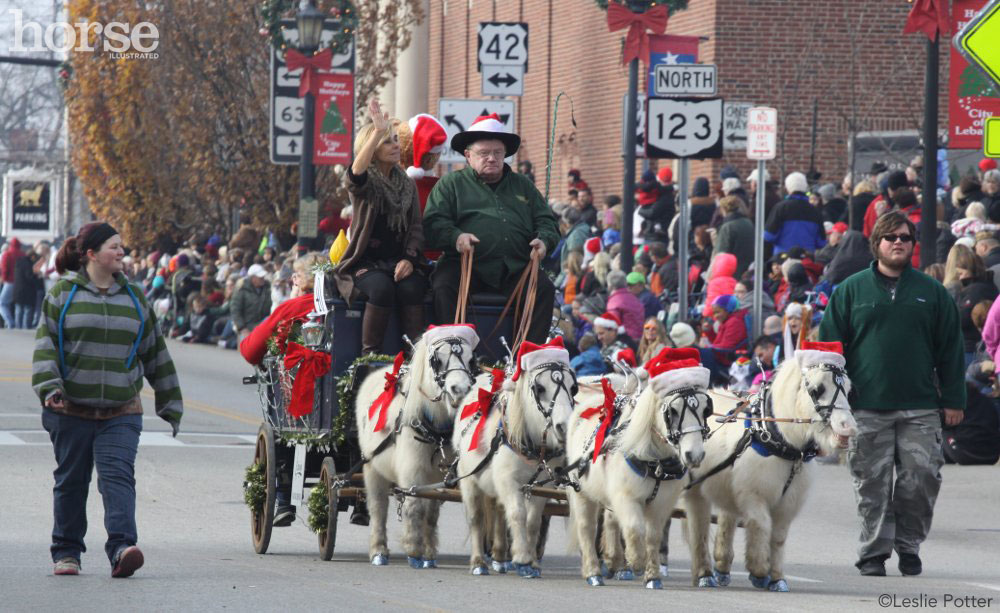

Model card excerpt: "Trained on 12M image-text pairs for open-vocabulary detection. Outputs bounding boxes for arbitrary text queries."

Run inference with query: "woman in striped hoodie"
[32,222,183,578]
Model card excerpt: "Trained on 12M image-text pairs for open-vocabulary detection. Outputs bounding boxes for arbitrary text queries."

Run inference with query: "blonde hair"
[639,317,668,364]
[853,179,877,196]
[565,250,583,277]
[353,119,399,156]
[943,244,981,288]
[966,201,987,221]
[293,252,326,291]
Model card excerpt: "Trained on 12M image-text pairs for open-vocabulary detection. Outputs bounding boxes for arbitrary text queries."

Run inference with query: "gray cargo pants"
[846,409,944,564]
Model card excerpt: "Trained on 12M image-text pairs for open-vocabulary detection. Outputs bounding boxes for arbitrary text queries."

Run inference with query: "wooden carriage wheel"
[317,457,340,560]
[251,424,277,554]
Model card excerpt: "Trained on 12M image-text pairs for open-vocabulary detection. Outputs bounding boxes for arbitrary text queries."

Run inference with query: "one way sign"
[482,65,524,96]
[437,98,517,164]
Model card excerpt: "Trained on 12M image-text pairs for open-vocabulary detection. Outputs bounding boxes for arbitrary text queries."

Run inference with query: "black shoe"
[898,553,922,576]
[350,501,370,526]
[273,505,296,527]
[857,557,887,576]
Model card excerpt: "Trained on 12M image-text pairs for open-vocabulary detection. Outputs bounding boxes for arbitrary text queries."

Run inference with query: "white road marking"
[0,430,254,449]
[0,431,27,445]
[0,413,161,421]
[966,583,1000,592]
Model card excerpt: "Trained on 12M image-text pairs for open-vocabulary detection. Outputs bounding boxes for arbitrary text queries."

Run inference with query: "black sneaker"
[898,553,922,576]
[273,505,296,527]
[857,557,887,576]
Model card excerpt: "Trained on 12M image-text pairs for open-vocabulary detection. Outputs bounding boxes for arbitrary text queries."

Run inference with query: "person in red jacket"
[698,294,748,384]
[398,114,447,262]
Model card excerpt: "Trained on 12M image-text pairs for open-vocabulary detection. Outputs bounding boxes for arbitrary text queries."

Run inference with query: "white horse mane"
[616,386,668,460]
[765,356,828,449]
[397,337,444,424]
[504,372,533,447]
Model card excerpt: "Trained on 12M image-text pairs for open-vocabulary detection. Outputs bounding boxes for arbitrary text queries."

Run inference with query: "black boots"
[361,304,392,355]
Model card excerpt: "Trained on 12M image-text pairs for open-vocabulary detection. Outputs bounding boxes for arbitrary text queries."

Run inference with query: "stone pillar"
[376,0,397,116]
[394,0,431,121]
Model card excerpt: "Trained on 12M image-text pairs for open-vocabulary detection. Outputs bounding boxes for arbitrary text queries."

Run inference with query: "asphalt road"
[2,329,999,612]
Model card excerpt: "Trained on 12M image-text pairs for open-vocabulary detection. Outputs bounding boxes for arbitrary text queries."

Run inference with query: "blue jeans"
[0,283,14,328]
[42,409,142,565]
[15,303,34,329]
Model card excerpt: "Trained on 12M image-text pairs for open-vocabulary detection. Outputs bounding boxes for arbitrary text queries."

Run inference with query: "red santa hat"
[406,114,447,180]
[582,236,602,269]
[795,340,846,370]
[450,113,520,156]
[980,158,998,173]
[504,337,570,391]
[422,323,480,350]
[642,347,710,397]
[593,312,624,334]
[615,348,637,368]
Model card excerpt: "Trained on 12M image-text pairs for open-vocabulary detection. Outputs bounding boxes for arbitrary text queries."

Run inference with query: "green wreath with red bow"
[259,0,357,56]
[593,0,687,12]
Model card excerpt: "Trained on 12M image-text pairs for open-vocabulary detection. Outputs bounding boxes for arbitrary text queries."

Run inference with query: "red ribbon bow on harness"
[283,342,331,418]
[369,351,405,432]
[284,48,333,97]
[460,369,506,451]
[606,3,669,66]
[579,378,617,463]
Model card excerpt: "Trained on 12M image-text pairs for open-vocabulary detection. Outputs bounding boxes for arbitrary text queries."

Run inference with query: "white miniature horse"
[684,343,858,591]
[453,338,577,577]
[568,349,712,589]
[354,324,479,568]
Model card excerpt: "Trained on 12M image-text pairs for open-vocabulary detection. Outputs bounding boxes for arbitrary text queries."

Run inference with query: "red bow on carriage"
[580,378,617,463]
[283,342,331,418]
[369,352,405,432]
[461,369,506,451]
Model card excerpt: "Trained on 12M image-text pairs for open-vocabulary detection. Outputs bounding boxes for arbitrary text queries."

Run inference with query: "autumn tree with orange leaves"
[65,0,423,250]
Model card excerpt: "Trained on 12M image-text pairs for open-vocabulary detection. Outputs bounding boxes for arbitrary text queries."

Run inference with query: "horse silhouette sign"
[8,180,51,232]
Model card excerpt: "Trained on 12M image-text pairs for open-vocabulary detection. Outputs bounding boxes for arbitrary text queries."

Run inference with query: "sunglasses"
[881,233,914,244]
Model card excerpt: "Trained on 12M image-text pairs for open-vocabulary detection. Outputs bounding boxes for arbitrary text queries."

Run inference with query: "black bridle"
[424,338,476,402]
[657,387,713,446]
[802,363,850,422]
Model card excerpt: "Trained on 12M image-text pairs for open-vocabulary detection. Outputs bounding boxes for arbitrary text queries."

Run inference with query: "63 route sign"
[645,96,724,159]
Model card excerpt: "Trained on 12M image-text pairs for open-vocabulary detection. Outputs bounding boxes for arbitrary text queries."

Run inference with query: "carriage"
[242,290,572,560]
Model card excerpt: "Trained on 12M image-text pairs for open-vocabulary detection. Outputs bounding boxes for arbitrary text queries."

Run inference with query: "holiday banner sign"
[313,73,354,166]
[949,0,1000,149]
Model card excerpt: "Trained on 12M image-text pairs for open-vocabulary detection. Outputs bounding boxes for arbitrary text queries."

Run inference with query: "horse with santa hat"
[452,337,578,578]
[567,347,712,589]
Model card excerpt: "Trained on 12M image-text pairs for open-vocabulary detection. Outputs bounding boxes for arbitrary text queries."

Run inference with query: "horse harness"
[685,363,848,496]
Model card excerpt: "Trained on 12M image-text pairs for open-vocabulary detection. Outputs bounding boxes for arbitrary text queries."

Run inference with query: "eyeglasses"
[643,324,657,330]
[881,233,914,244]
[470,149,506,160]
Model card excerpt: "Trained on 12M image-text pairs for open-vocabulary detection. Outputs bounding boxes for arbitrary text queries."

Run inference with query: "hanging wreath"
[57,60,73,92]
[259,0,357,56]
[334,353,392,446]
[243,462,266,511]
[306,479,329,533]
[593,0,688,12]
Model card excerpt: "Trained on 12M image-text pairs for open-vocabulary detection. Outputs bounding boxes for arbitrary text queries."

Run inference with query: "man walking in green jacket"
[819,211,965,578]
[424,114,559,343]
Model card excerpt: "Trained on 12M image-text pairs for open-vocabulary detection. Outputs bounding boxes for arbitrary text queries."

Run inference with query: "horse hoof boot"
[407,556,424,569]
[600,562,610,578]
[370,553,388,566]
[697,575,719,588]
[749,573,772,589]
[645,579,663,590]
[503,561,516,572]
[769,579,790,592]
[515,563,541,578]
[491,560,508,574]
[422,559,437,569]
[472,565,489,576]
[713,569,731,587]
[615,568,635,581]
[659,564,669,578]
[586,575,605,587]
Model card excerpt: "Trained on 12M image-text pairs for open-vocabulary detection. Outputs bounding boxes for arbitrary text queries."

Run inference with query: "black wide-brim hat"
[449,113,521,157]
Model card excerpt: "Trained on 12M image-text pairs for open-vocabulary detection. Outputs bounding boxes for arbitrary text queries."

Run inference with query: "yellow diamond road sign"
[956,0,1000,90]
[987,117,1000,158]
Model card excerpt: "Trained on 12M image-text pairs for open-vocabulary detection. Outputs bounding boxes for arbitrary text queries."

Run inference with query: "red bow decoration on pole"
[579,378,617,463]
[284,48,333,97]
[902,0,949,41]
[606,2,669,66]
[460,369,505,451]
[369,352,405,432]
[283,342,331,418]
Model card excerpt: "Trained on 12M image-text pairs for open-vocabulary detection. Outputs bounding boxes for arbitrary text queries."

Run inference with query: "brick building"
[383,0,952,202]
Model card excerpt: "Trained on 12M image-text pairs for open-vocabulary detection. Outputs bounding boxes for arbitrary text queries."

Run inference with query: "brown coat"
[333,167,423,304]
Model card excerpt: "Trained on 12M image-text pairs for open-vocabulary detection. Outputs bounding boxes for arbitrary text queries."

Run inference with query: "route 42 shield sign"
[645,96,724,159]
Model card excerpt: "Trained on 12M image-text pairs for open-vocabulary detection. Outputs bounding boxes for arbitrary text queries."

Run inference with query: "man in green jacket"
[424,114,559,343]
[818,211,965,578]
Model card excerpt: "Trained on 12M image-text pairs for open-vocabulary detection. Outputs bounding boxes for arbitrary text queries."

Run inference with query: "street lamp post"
[296,0,325,250]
